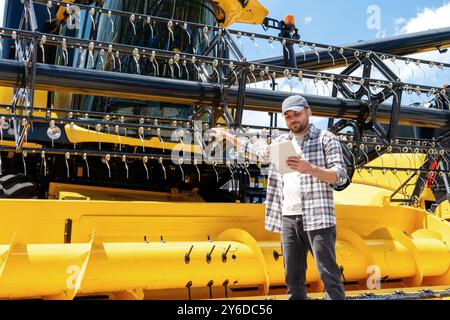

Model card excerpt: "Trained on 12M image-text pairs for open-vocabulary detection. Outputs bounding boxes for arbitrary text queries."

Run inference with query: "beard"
[289,121,309,134]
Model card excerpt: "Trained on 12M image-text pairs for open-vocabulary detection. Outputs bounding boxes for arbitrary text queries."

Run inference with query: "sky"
[238,0,450,48]
[0,0,449,128]
[236,0,450,128]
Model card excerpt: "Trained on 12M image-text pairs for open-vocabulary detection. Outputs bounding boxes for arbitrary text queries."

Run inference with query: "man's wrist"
[307,165,337,184]
[306,164,317,176]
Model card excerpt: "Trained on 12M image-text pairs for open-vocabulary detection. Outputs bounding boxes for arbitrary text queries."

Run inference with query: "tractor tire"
[0,174,39,199]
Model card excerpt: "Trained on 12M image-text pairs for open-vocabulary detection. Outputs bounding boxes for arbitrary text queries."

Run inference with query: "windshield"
[52,0,218,120]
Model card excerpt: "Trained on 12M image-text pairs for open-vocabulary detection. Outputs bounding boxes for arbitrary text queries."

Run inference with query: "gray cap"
[282,95,309,114]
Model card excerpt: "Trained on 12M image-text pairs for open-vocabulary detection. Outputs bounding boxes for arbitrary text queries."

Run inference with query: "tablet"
[269,140,300,175]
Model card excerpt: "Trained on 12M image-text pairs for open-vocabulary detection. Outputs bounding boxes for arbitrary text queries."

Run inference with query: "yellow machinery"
[212,0,269,27]
[0,0,449,300]
[52,0,269,28]
[0,154,449,300]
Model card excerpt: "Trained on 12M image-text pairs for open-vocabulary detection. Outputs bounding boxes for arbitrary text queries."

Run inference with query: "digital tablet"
[269,140,300,175]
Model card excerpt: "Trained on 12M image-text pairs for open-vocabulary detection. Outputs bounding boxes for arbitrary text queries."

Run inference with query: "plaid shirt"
[242,124,348,233]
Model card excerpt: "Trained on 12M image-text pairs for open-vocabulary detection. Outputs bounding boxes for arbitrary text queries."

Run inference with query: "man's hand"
[286,156,314,174]
[209,128,229,139]
[287,156,340,184]
[209,128,238,147]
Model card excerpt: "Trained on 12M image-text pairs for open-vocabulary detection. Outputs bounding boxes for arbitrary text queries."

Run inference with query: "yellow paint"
[0,151,446,300]
[0,190,449,299]
[48,182,205,202]
[0,140,43,148]
[218,228,270,296]
[213,0,269,27]
[65,124,203,154]
[351,153,427,195]
[54,0,267,28]
[435,201,450,221]
[0,87,48,108]
[56,0,76,21]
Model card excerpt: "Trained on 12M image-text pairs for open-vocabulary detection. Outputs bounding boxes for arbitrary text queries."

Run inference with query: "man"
[211,95,348,300]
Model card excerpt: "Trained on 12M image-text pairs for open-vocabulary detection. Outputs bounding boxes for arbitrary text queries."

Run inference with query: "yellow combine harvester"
[0,155,449,300]
[0,0,449,300]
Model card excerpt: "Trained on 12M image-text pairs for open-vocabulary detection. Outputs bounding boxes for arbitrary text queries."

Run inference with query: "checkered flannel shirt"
[239,123,348,232]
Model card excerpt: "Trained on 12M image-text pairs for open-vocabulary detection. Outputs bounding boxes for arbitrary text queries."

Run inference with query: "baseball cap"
[282,95,309,114]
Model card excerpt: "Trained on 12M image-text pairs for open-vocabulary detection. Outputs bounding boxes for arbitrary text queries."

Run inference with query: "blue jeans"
[281,215,345,300]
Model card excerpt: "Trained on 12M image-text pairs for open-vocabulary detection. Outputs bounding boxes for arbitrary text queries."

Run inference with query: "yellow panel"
[0,194,449,299]
[0,87,48,108]
[0,140,42,148]
[213,0,269,27]
[48,182,205,202]
[55,0,268,28]
[56,0,76,21]
[435,201,450,220]
[65,124,203,154]
[351,153,431,204]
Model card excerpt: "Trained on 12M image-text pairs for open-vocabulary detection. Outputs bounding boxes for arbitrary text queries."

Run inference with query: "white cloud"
[394,17,406,25]
[391,3,450,90]
[395,4,450,34]
[304,16,313,26]
[246,3,450,129]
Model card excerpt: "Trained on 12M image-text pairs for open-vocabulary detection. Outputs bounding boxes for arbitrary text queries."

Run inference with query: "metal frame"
[0,0,448,205]
[10,0,38,150]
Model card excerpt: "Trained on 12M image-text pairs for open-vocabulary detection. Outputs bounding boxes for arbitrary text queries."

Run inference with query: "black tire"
[0,174,33,189]
[0,174,39,199]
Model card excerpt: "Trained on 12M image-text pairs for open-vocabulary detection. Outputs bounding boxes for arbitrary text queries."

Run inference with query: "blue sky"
[236,0,450,127]
[236,0,449,50]
[1,0,448,47]
[1,0,445,42]
[1,0,448,55]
